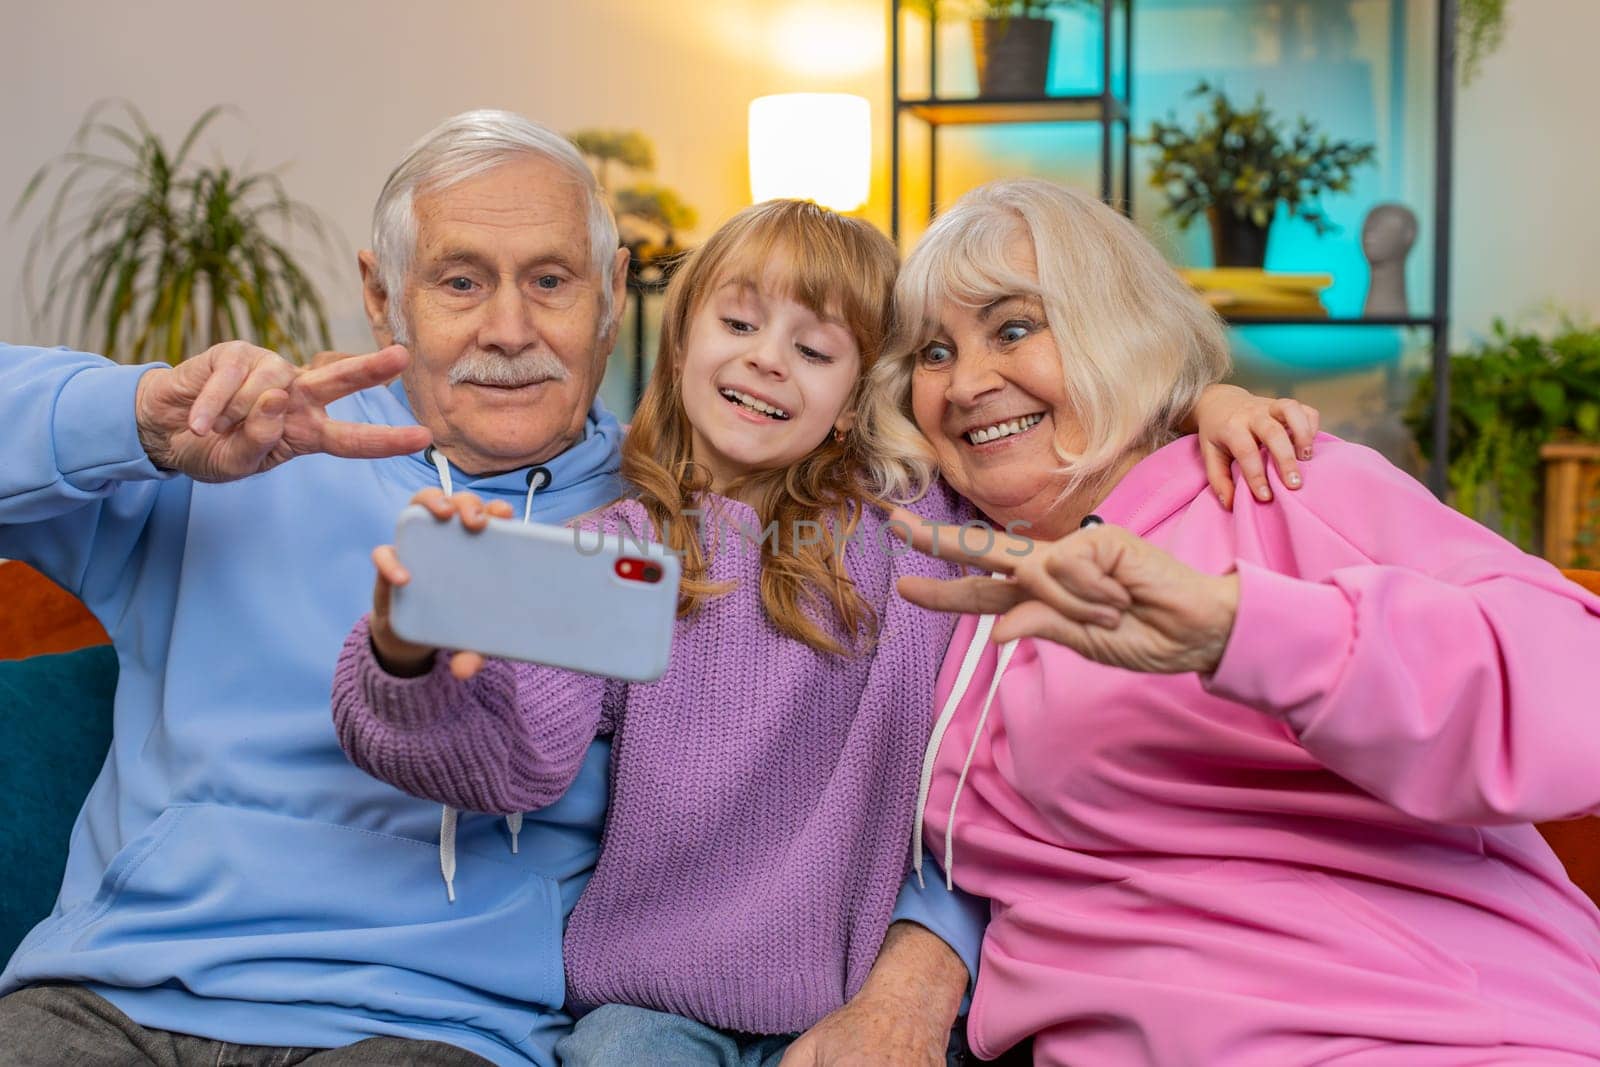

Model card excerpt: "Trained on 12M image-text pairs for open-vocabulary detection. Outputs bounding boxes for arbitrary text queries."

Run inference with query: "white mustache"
[448,352,570,387]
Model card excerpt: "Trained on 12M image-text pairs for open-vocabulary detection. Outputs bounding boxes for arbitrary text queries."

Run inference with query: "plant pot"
[1207,208,1271,268]
[1541,442,1600,567]
[971,17,1054,99]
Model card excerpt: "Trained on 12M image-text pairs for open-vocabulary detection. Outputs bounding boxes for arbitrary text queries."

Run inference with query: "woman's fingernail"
[1255,486,1271,500]
[1301,448,1313,460]
[1286,472,1301,488]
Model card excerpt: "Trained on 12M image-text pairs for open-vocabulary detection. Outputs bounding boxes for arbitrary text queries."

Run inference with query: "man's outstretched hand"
[134,342,431,482]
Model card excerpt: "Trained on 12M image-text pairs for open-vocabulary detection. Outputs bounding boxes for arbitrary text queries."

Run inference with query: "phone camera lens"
[642,565,662,583]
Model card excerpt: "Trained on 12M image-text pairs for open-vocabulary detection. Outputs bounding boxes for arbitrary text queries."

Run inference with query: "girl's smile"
[680,273,860,497]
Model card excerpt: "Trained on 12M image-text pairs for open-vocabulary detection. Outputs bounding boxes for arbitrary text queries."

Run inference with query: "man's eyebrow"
[531,251,581,274]
[424,248,582,274]
[428,248,491,269]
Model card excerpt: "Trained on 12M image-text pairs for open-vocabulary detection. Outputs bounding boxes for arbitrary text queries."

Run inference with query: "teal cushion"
[0,645,117,962]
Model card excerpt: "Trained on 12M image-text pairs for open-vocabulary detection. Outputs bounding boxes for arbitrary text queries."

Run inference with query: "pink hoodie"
[919,435,1600,1065]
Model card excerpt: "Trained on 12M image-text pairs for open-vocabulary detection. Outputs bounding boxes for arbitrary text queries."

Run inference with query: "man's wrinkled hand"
[780,987,948,1067]
[781,922,963,1067]
[134,341,431,483]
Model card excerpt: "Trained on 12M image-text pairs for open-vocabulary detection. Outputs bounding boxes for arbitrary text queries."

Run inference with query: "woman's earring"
[834,427,847,444]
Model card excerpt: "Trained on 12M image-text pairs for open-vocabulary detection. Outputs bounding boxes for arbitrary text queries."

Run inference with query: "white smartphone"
[387,504,681,683]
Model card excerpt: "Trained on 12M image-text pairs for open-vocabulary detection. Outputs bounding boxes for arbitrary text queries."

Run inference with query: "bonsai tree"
[567,129,654,192]
[568,128,697,283]
[1141,82,1376,268]
[14,102,334,365]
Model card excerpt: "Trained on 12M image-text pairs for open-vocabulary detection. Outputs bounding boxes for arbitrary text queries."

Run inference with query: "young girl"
[331,199,1312,1062]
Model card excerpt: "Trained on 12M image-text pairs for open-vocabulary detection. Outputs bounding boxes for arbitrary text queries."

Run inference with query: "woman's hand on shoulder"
[1192,383,1320,510]
[892,511,1240,675]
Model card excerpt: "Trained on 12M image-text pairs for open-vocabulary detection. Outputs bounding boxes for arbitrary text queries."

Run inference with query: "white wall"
[0,0,891,354]
[1,0,1592,360]
[1452,0,1600,343]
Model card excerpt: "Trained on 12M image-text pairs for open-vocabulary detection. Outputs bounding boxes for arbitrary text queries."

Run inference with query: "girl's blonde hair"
[622,199,911,657]
[862,178,1231,500]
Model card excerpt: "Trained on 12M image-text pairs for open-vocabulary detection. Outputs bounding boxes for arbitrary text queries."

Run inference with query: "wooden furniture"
[1542,443,1600,568]
[1563,567,1600,597]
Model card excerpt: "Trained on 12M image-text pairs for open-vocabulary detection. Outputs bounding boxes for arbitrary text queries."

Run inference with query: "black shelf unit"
[626,274,668,411]
[1226,315,1440,329]
[887,0,1458,496]
[890,2,1135,236]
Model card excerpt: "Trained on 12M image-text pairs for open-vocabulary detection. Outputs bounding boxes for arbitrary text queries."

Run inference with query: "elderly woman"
[867,179,1600,1065]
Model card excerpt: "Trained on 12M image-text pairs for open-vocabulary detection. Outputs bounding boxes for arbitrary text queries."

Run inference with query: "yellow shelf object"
[1180,268,1333,318]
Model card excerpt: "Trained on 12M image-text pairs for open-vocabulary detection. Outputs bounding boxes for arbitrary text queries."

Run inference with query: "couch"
[5,562,1600,964]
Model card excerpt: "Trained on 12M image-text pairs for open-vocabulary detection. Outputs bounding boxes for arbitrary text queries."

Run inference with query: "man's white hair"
[371,109,621,342]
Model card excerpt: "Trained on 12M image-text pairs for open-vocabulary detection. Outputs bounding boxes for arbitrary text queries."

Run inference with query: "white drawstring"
[426,447,547,899]
[912,614,996,888]
[429,447,453,497]
[507,812,522,853]
[910,578,1020,890]
[941,637,1017,890]
[440,806,458,903]
[523,468,549,523]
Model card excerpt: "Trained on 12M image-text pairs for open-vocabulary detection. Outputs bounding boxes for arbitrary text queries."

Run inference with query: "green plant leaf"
[1407,321,1600,549]
[14,101,335,365]
[1136,82,1375,237]
[1529,379,1567,425]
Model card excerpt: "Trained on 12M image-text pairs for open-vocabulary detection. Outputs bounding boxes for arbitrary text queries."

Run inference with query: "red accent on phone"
[615,558,662,583]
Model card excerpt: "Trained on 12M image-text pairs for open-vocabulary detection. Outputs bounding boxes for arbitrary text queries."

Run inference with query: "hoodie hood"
[355,378,625,520]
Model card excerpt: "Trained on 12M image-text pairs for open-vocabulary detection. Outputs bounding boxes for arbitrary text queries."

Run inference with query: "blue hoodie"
[0,345,983,1065]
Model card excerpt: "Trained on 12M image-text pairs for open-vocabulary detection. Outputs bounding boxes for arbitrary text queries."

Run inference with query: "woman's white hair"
[371,109,620,342]
[863,178,1231,500]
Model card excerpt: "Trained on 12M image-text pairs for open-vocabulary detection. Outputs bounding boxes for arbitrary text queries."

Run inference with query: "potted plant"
[14,102,334,365]
[1140,82,1375,268]
[906,0,1099,99]
[568,129,697,287]
[1405,320,1600,561]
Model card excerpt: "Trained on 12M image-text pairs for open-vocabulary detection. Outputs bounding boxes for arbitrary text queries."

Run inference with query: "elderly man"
[0,111,977,1066]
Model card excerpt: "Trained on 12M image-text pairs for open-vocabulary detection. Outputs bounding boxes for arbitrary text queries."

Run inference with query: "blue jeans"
[556,1004,795,1067]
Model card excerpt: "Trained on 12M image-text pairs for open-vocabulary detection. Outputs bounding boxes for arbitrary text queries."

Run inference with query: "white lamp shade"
[748,93,870,212]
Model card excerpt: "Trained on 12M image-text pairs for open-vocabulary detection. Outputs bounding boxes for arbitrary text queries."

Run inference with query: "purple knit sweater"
[331,488,965,1034]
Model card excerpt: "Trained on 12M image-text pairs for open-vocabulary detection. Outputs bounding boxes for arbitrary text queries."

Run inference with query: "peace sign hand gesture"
[133,341,432,483]
[891,510,1241,676]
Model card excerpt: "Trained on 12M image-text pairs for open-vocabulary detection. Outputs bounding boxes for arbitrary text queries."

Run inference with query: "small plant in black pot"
[1141,82,1375,268]
[909,0,1100,99]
